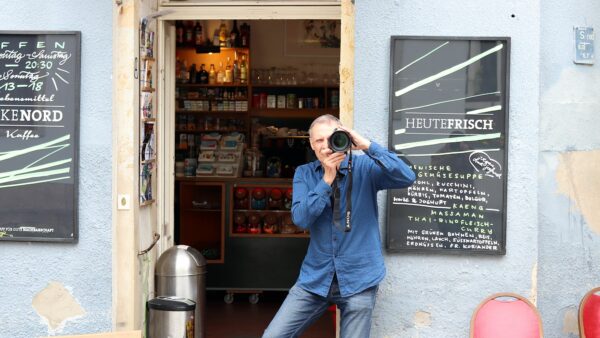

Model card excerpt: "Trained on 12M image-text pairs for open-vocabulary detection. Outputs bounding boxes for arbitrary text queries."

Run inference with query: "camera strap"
[344,151,353,232]
[332,151,353,233]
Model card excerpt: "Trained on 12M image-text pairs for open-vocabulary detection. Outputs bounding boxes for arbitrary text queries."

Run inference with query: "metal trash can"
[155,245,207,338]
[147,296,196,338]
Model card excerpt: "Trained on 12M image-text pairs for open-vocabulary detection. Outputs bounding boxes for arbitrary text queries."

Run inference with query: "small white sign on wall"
[574,27,595,64]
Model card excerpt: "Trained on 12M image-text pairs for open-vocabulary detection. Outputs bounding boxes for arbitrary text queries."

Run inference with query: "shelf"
[141,87,155,93]
[220,47,250,52]
[176,129,246,134]
[140,199,155,207]
[141,56,155,61]
[177,177,293,184]
[251,84,338,88]
[177,44,249,52]
[207,259,224,264]
[177,83,248,88]
[250,108,338,118]
[176,110,248,115]
[233,209,291,213]
[230,233,309,238]
[263,135,309,139]
[141,157,155,165]
[178,97,249,101]
[183,208,222,212]
[142,117,156,123]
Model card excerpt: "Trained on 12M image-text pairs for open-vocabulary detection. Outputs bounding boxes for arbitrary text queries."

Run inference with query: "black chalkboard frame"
[0,31,81,243]
[385,36,510,255]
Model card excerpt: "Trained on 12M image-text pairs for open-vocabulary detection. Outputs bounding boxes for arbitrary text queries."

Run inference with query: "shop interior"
[172,19,340,337]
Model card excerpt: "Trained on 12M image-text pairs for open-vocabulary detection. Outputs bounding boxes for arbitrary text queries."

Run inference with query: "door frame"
[113,0,354,332]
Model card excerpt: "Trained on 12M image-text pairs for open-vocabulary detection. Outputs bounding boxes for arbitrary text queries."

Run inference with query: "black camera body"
[328,128,352,153]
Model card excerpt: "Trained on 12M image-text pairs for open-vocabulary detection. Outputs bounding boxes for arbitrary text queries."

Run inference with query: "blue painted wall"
[1,1,598,337]
[354,1,543,337]
[0,1,113,337]
[539,0,600,337]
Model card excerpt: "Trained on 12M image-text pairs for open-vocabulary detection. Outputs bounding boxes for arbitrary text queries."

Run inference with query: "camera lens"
[329,129,351,152]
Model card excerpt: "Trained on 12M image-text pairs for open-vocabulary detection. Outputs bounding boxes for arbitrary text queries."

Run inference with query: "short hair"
[308,114,342,138]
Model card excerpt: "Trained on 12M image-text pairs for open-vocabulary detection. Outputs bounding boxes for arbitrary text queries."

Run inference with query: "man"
[263,115,416,338]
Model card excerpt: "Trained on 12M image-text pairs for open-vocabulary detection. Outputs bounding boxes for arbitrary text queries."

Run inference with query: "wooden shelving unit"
[179,181,226,264]
[175,35,337,268]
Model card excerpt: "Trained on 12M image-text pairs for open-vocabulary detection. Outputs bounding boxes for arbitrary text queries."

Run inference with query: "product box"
[267,95,277,108]
[277,95,286,109]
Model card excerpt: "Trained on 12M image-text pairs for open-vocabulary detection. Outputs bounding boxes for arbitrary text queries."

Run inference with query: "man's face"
[309,121,339,163]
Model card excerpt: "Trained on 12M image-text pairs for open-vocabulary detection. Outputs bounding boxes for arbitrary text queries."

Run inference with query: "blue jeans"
[263,278,379,338]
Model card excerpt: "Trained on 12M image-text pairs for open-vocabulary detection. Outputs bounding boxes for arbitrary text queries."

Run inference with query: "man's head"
[309,114,343,163]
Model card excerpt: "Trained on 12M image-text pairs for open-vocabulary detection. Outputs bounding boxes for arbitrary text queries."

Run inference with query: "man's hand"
[320,148,346,185]
[339,127,371,151]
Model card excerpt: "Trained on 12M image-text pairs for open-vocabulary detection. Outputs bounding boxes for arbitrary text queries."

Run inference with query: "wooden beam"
[112,0,140,331]
[340,0,355,128]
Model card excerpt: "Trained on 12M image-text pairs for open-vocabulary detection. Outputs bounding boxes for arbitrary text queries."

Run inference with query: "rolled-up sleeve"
[291,166,332,229]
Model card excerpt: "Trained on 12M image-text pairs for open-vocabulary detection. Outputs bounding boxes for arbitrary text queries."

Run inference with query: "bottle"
[224,57,233,83]
[219,21,228,47]
[208,64,216,84]
[189,64,197,84]
[239,54,248,84]
[217,61,224,83]
[212,27,220,47]
[232,54,239,83]
[182,60,189,83]
[198,64,208,84]
[240,22,250,48]
[176,21,184,45]
[175,58,181,83]
[193,21,204,47]
[184,21,193,45]
[230,20,240,48]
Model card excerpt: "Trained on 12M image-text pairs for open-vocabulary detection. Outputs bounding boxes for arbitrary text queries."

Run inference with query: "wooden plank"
[49,331,141,338]
[113,0,139,331]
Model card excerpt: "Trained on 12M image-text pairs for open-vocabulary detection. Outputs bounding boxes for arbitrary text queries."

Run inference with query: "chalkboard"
[0,32,80,242]
[386,36,509,254]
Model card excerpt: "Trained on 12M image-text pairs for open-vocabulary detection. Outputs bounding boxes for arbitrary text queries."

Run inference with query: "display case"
[230,184,307,238]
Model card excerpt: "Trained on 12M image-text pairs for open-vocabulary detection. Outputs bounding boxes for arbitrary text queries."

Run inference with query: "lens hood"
[328,129,351,152]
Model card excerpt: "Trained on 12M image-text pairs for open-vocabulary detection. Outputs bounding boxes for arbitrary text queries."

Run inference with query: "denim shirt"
[291,141,416,297]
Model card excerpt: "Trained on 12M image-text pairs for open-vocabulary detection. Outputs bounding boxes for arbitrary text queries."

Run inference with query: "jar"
[330,90,339,108]
[286,94,297,109]
[260,93,268,108]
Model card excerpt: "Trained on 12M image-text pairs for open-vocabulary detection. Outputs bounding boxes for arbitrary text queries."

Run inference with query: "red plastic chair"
[470,292,543,338]
[579,287,600,338]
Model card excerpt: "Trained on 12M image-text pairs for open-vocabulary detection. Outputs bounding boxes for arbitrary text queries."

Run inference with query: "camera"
[328,128,352,153]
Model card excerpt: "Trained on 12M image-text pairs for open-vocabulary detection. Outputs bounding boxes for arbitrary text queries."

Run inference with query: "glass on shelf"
[250,66,337,87]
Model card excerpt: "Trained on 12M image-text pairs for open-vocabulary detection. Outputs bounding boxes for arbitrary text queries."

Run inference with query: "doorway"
[156,4,344,337]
